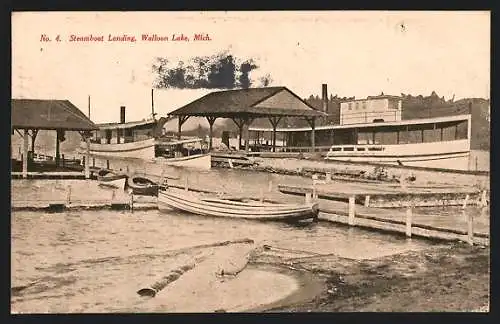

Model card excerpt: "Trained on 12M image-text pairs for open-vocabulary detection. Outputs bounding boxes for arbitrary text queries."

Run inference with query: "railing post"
[348,196,356,226]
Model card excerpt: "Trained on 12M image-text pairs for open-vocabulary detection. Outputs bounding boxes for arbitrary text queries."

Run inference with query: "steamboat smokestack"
[322,84,328,113]
[120,106,126,124]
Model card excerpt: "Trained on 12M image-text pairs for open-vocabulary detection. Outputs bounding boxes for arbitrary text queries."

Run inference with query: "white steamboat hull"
[80,138,156,159]
[325,139,471,170]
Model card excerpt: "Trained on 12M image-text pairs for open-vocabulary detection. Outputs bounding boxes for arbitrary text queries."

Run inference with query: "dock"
[278,179,487,208]
[276,177,489,246]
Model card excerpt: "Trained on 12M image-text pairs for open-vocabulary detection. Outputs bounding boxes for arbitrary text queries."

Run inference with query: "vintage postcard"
[11,11,490,313]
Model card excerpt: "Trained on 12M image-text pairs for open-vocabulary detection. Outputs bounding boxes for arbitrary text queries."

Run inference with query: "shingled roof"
[168,87,327,118]
[11,99,97,131]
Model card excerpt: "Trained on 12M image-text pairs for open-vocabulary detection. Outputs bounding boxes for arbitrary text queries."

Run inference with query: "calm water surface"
[12,167,437,313]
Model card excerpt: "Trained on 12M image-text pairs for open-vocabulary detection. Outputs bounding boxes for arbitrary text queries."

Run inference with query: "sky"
[12,11,490,126]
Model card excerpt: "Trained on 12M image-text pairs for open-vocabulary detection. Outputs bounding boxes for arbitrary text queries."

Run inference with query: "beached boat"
[127,175,164,196]
[97,169,127,189]
[158,187,319,222]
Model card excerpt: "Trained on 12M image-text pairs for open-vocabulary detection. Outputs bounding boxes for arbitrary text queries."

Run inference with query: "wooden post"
[405,204,413,238]
[130,193,134,213]
[364,195,370,207]
[462,194,470,209]
[184,176,189,191]
[85,136,90,179]
[348,196,355,226]
[480,190,487,207]
[22,129,29,178]
[467,212,474,246]
[305,192,311,204]
[106,160,110,170]
[67,185,72,205]
[62,154,65,167]
[93,157,95,167]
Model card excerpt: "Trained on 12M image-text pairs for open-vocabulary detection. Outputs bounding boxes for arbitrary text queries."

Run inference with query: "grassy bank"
[264,243,489,312]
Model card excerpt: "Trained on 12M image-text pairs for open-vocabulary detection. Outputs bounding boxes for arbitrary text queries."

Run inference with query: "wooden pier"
[277,178,489,246]
[278,183,487,208]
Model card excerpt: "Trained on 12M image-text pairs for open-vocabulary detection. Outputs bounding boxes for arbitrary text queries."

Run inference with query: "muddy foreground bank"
[254,243,489,312]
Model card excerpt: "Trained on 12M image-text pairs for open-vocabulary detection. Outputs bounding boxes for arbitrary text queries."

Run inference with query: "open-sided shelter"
[167,87,327,152]
[11,99,98,178]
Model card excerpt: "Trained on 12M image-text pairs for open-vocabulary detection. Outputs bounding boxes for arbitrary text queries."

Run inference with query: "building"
[339,94,402,125]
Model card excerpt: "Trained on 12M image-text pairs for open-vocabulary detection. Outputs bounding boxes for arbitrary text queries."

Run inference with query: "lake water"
[11,167,444,313]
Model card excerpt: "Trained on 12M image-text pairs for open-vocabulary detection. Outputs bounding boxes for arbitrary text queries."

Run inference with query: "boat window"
[422,123,441,143]
[356,147,366,151]
[368,147,384,151]
[407,126,423,143]
[330,147,342,152]
[343,147,354,151]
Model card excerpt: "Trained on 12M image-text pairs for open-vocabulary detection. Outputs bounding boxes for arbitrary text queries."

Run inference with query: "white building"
[340,94,402,125]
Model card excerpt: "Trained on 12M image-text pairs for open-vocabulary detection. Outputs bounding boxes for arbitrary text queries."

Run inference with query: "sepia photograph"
[11,11,490,313]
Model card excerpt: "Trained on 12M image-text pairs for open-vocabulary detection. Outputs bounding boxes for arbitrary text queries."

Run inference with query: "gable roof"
[168,87,327,118]
[11,99,98,131]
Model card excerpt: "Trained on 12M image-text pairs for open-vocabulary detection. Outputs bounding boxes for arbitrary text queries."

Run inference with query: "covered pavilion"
[167,87,327,153]
[11,99,98,178]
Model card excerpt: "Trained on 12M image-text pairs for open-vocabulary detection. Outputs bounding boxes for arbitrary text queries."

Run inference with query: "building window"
[363,101,367,109]
[348,103,352,110]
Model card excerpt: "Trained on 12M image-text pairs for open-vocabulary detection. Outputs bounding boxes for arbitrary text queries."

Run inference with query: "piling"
[130,193,134,213]
[66,185,72,205]
[348,196,356,226]
[462,194,469,209]
[405,204,413,238]
[364,195,370,207]
[467,212,474,246]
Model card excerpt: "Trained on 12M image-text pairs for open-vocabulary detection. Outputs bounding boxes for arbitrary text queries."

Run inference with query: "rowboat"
[158,187,319,222]
[127,175,165,196]
[96,169,127,189]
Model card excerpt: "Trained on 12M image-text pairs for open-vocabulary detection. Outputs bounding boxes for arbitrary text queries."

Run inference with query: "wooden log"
[348,196,355,226]
[137,262,197,298]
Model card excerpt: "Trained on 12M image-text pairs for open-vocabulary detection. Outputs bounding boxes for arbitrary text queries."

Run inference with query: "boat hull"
[98,177,127,190]
[127,176,159,196]
[158,188,318,222]
[155,153,212,170]
[80,138,156,159]
[325,140,471,170]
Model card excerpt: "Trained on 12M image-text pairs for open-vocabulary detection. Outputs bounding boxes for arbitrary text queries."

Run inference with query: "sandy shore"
[256,242,489,312]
